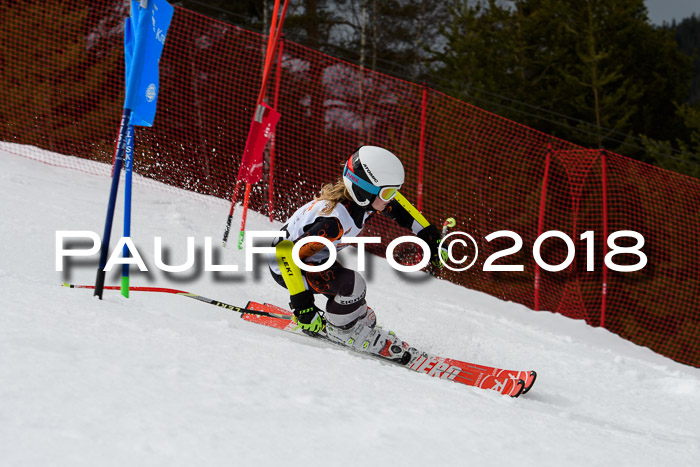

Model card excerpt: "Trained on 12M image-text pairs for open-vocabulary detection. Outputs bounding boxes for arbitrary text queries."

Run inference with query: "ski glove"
[417,224,444,268]
[290,290,325,333]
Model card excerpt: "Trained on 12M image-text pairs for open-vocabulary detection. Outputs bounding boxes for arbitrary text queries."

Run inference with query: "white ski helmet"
[343,146,405,207]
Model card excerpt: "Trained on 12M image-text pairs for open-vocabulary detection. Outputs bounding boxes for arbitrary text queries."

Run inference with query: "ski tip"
[510,379,526,398]
[521,370,537,395]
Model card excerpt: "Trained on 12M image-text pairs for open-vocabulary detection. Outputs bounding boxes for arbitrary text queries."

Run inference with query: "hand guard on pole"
[290,290,325,333]
[417,224,444,268]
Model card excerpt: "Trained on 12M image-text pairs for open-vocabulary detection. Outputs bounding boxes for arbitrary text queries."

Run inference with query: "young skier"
[269,146,443,361]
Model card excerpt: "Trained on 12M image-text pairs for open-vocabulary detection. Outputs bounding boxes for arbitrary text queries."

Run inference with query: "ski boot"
[325,308,416,364]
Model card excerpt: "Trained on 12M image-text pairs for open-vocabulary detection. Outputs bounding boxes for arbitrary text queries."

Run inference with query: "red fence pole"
[534,141,552,311]
[601,149,608,327]
[417,84,427,211]
[268,35,284,222]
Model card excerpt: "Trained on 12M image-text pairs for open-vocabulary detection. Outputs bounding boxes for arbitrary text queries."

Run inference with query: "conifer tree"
[433,0,693,160]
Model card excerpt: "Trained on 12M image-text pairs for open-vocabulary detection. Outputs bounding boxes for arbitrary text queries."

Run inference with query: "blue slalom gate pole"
[94,109,132,299]
[121,123,135,298]
[93,0,173,299]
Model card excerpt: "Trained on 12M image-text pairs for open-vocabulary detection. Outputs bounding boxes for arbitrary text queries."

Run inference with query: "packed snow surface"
[1,147,699,466]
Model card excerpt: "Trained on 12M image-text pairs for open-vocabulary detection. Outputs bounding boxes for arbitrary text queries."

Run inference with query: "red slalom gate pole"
[268,35,284,222]
[222,0,281,246]
[221,179,243,247]
[237,182,253,249]
[229,0,289,248]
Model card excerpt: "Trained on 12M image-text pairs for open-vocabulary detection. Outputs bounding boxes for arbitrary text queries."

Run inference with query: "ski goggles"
[344,165,401,202]
[377,186,400,201]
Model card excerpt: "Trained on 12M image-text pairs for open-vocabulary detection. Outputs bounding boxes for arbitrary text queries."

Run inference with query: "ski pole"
[62,283,291,320]
[438,217,456,264]
[441,217,456,237]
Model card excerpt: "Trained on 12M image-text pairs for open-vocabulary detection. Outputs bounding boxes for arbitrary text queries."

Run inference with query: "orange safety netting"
[1,1,698,367]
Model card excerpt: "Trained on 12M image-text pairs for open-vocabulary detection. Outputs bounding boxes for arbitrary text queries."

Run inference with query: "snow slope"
[1,147,699,467]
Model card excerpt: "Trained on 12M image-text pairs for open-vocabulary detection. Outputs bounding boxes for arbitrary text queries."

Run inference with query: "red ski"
[243,301,536,398]
[63,283,536,395]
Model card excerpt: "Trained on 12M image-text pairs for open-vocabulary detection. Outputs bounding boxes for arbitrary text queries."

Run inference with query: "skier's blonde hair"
[315,178,352,210]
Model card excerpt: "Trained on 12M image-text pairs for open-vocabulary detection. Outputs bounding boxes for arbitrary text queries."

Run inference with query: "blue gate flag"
[124,0,174,126]
[124,16,148,126]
